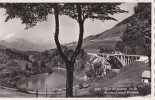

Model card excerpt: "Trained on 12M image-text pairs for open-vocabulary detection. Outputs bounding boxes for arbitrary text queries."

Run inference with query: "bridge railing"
[92,53,146,57]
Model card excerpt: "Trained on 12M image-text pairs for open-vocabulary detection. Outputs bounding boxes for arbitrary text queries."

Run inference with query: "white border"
[151,0,154,99]
[0,0,154,100]
[0,0,153,3]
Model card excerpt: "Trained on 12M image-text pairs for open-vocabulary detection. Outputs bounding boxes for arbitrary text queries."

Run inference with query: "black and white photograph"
[0,1,152,98]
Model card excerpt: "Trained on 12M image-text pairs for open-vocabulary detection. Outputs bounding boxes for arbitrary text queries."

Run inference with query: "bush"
[109,71,117,78]
[79,84,83,89]
[85,68,96,78]
[137,83,151,95]
[89,88,105,97]
[48,68,53,74]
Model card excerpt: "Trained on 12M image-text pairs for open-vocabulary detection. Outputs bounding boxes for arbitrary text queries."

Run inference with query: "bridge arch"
[109,55,125,67]
[97,54,124,67]
[103,55,125,68]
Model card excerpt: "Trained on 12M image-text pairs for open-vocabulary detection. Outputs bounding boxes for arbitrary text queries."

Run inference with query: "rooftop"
[141,70,151,78]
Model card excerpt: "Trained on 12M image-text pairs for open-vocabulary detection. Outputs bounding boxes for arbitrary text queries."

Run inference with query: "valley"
[0,13,151,97]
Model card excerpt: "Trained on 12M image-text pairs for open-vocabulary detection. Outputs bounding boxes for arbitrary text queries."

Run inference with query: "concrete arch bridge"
[88,53,148,66]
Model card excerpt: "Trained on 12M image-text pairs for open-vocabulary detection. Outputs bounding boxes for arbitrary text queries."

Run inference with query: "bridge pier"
[125,59,127,65]
[129,59,131,64]
[129,56,132,64]
[131,56,133,63]
[132,56,135,63]
[132,56,134,63]
[127,56,129,65]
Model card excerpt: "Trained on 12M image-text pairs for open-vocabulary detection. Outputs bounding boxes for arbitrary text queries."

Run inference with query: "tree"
[32,61,39,74]
[40,60,46,68]
[119,3,151,67]
[0,3,126,97]
[25,63,29,72]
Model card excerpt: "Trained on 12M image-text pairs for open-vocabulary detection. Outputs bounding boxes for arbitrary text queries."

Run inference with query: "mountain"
[0,44,6,49]
[66,15,134,53]
[0,39,56,51]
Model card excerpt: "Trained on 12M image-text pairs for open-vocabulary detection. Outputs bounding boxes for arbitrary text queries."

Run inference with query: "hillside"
[0,39,56,51]
[67,24,126,53]
[94,61,149,88]
[115,15,134,27]
[66,15,133,53]
[0,47,51,88]
[0,48,31,72]
[0,48,30,87]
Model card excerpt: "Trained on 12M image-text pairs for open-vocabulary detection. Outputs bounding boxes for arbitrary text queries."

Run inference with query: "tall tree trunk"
[54,3,84,97]
[65,61,74,97]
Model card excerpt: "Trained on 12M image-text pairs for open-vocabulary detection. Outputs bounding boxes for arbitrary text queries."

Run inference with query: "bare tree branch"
[71,4,84,61]
[54,4,69,63]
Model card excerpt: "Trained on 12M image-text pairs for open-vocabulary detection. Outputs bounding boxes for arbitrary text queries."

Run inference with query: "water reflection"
[17,72,79,91]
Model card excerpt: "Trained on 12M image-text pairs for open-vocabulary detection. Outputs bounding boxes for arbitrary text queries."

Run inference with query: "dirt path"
[0,88,35,98]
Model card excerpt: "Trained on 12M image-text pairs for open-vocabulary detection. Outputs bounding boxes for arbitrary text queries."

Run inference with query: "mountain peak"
[0,39,56,51]
[15,38,27,42]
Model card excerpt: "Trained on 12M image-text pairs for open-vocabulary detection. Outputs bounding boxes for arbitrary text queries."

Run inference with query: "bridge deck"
[88,53,146,57]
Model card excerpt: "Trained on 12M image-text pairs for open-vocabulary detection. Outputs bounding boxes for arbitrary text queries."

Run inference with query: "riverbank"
[0,87,35,97]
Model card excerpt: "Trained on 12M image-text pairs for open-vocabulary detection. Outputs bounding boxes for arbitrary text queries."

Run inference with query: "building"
[141,70,151,84]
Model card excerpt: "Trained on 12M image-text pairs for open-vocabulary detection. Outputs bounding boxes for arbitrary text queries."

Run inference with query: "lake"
[16,72,81,91]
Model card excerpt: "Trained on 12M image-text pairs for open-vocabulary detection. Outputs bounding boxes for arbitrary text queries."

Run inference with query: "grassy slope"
[94,61,150,88]
[94,24,126,40]
[67,15,135,51]
[67,24,127,51]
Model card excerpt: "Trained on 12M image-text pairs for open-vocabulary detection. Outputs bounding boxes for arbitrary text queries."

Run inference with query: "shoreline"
[0,68,101,96]
[15,68,81,94]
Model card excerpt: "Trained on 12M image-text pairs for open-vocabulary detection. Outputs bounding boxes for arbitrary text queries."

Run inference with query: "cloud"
[3,33,15,41]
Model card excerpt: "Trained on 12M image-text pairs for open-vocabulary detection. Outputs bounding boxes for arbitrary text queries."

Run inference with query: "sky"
[0,3,137,45]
